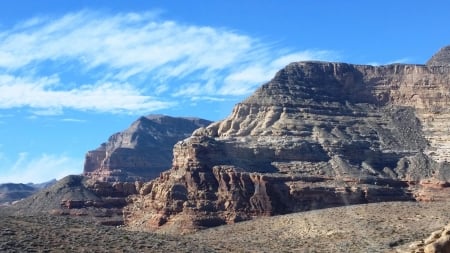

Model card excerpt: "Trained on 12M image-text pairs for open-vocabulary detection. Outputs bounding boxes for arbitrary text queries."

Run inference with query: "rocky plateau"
[123,46,450,233]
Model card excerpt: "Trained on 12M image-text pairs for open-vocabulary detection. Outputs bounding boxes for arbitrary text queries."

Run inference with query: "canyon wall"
[124,46,450,233]
[84,115,211,182]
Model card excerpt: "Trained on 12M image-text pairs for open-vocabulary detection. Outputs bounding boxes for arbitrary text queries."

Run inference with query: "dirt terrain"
[189,201,450,253]
[2,201,449,252]
[0,212,213,253]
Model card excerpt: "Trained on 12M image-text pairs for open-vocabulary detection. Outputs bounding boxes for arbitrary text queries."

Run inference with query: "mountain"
[0,179,56,205]
[84,115,212,182]
[5,115,211,225]
[427,45,450,66]
[124,46,450,233]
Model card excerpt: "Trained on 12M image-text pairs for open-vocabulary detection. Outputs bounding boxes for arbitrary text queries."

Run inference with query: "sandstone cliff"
[124,47,450,233]
[84,115,211,182]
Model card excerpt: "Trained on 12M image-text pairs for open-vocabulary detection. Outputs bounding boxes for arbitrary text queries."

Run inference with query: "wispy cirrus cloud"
[1,152,82,184]
[0,74,172,114]
[367,57,413,66]
[60,118,87,123]
[0,10,339,115]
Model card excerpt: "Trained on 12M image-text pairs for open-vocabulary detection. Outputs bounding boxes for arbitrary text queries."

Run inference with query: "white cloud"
[31,108,64,116]
[367,57,412,66]
[0,74,174,114]
[0,153,82,184]
[387,58,412,64]
[190,96,227,102]
[0,10,338,115]
[60,118,87,123]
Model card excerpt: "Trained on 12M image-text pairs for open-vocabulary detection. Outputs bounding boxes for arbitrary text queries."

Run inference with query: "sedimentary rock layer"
[84,115,211,182]
[124,47,450,233]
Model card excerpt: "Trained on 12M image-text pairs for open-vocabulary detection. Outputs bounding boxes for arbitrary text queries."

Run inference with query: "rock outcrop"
[124,46,450,233]
[84,115,211,182]
[400,223,450,253]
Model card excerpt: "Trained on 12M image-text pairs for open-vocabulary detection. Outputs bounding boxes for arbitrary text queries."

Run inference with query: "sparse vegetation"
[2,201,450,252]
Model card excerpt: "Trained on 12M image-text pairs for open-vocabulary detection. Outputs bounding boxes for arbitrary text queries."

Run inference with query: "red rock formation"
[124,46,450,233]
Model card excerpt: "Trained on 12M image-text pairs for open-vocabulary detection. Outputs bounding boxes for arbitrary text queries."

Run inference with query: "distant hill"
[8,175,139,225]
[0,179,56,205]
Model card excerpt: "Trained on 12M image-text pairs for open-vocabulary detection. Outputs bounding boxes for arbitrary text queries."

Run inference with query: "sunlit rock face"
[124,47,450,233]
[83,115,212,182]
[427,45,450,66]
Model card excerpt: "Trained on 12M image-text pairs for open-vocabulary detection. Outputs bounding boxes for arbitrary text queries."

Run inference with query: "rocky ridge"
[0,180,56,205]
[124,46,450,233]
[8,175,140,225]
[84,115,211,182]
[427,45,450,66]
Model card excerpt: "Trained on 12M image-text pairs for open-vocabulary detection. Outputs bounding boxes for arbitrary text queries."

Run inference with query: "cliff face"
[124,47,450,233]
[83,115,212,182]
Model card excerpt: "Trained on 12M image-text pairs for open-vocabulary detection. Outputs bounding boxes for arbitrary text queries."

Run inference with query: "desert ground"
[1,201,449,252]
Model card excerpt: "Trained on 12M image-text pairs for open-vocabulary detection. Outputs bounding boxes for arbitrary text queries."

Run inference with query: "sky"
[1,0,450,183]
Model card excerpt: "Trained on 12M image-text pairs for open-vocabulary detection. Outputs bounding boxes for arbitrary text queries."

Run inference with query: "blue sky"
[1,1,449,183]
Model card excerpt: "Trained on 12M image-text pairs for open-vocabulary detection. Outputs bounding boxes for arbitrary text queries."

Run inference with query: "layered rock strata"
[84,115,211,182]
[124,47,450,233]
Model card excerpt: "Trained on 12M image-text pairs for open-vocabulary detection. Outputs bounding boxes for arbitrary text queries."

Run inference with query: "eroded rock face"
[124,47,450,233]
[84,115,211,182]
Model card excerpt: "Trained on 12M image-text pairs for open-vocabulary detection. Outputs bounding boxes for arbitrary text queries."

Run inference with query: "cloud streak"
[0,74,172,114]
[0,10,338,115]
[1,153,83,184]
